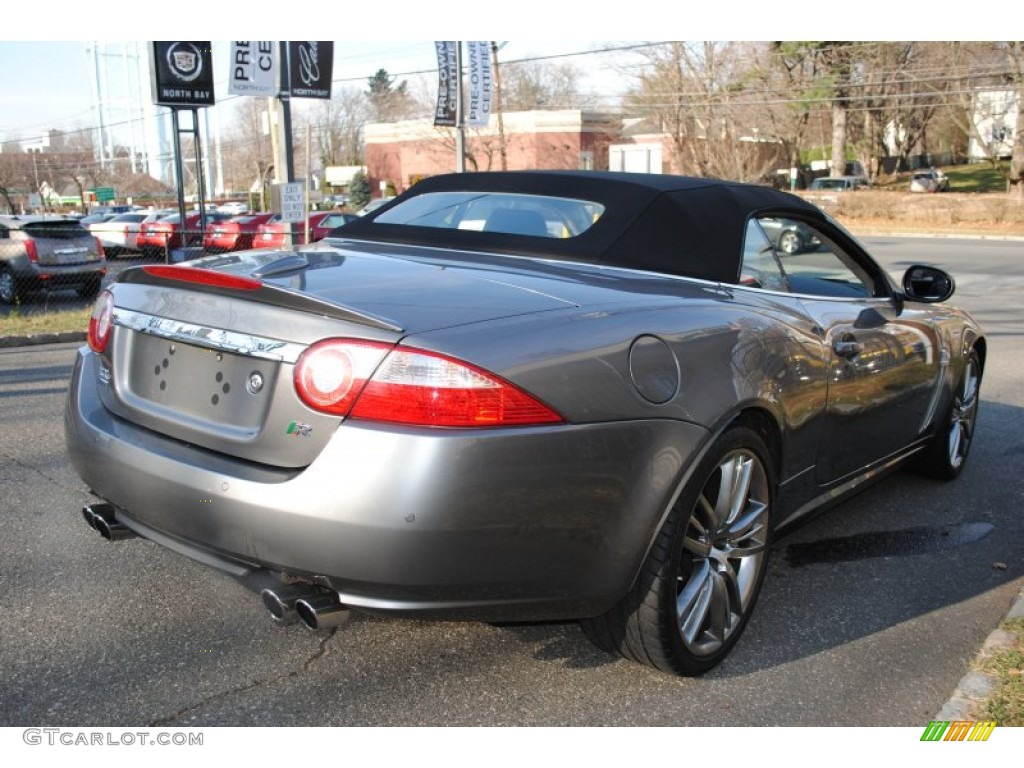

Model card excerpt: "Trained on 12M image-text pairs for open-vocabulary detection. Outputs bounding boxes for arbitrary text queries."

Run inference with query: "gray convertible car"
[66,171,984,676]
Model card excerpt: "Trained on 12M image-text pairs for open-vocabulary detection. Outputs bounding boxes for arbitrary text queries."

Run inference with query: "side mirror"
[902,265,955,303]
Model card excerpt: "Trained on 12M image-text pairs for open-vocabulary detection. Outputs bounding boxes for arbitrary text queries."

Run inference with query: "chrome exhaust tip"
[295,591,351,630]
[260,584,315,625]
[82,503,137,541]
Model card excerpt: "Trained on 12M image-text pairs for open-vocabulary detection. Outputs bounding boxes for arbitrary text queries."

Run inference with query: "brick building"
[364,110,620,194]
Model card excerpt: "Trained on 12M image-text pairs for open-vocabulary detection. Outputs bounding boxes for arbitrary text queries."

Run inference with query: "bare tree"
[1006,42,1024,197]
[221,98,274,207]
[624,42,782,182]
[309,86,368,167]
[501,60,585,110]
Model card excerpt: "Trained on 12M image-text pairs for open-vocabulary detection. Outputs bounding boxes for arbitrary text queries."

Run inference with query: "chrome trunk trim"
[114,308,306,363]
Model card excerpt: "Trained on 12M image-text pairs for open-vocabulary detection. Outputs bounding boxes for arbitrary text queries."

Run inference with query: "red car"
[137,211,234,257]
[253,212,357,249]
[203,213,276,253]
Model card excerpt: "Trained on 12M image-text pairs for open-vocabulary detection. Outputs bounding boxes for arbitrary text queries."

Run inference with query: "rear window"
[22,221,91,239]
[372,192,605,239]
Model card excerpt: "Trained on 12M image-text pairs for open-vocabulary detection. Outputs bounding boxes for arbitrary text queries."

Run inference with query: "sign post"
[149,41,215,261]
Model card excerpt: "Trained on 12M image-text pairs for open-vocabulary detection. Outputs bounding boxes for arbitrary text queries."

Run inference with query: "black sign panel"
[288,41,333,99]
[150,41,216,107]
[433,41,457,127]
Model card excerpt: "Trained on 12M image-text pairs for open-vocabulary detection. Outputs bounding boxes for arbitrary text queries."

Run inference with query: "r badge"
[286,421,313,438]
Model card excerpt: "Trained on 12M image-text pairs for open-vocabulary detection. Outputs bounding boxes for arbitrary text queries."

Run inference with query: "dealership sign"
[433,42,458,127]
[465,42,493,127]
[288,42,333,99]
[150,42,215,107]
[229,41,278,97]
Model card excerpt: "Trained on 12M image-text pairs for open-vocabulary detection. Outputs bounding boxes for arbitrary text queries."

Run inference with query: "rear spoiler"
[117,263,403,333]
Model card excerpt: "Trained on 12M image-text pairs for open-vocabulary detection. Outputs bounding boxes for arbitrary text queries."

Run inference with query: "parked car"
[253,212,345,248]
[311,211,358,240]
[67,171,984,677]
[78,212,118,227]
[809,175,870,191]
[909,168,950,193]
[757,217,821,255]
[87,205,137,217]
[123,210,175,254]
[203,213,276,253]
[136,211,234,257]
[217,201,250,216]
[0,215,106,304]
[88,211,153,256]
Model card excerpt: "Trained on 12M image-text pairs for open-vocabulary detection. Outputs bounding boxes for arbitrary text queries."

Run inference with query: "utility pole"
[491,41,508,172]
[455,42,466,173]
[269,42,297,246]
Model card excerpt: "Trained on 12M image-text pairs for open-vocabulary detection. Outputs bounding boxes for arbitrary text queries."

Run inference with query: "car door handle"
[833,334,861,359]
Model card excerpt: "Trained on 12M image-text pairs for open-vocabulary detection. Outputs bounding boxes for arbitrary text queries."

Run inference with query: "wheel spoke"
[677,559,713,647]
[682,534,712,557]
[726,500,768,546]
[713,454,753,529]
[706,569,731,644]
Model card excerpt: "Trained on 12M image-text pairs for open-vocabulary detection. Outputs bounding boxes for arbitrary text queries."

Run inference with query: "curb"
[935,585,1024,720]
[0,331,86,349]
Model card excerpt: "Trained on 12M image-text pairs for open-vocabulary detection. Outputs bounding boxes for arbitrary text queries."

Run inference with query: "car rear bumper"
[9,259,105,289]
[65,347,709,620]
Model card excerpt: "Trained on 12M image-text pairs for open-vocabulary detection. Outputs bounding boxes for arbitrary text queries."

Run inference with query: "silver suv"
[0,215,106,305]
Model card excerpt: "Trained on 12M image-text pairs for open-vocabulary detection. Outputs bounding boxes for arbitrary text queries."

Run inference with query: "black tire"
[0,266,19,306]
[778,230,802,255]
[913,349,981,480]
[581,425,774,676]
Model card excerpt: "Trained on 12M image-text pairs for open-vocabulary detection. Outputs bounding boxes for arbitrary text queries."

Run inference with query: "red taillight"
[95,237,105,257]
[141,265,262,291]
[294,340,564,427]
[25,238,38,263]
[88,290,115,353]
[294,340,393,415]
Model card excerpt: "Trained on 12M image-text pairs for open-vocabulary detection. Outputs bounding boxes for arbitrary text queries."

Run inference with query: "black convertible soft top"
[335,171,825,283]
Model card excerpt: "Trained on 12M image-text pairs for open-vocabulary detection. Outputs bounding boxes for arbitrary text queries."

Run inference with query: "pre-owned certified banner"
[288,41,334,99]
[466,41,493,127]
[434,41,457,127]
[229,41,277,97]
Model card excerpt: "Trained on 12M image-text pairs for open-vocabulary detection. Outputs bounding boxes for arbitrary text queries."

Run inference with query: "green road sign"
[90,187,115,202]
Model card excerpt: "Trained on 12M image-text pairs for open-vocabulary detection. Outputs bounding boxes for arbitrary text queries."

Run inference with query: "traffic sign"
[90,187,115,202]
[277,182,305,223]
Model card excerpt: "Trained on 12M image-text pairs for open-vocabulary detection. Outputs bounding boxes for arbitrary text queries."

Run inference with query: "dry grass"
[0,306,90,337]
[976,618,1024,726]
[796,190,1024,235]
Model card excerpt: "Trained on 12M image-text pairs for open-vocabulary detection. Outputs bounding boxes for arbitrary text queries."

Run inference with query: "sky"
[0,3,984,143]
[0,40,644,143]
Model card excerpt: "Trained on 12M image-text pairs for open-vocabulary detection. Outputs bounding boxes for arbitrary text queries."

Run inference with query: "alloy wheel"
[947,357,979,471]
[676,448,770,657]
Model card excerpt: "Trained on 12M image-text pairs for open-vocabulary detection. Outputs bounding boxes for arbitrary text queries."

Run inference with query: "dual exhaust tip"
[82,503,348,631]
[82,503,137,541]
[261,584,351,631]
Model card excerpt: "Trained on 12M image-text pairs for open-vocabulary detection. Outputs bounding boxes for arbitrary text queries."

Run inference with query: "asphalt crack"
[149,628,338,726]
[0,446,93,497]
